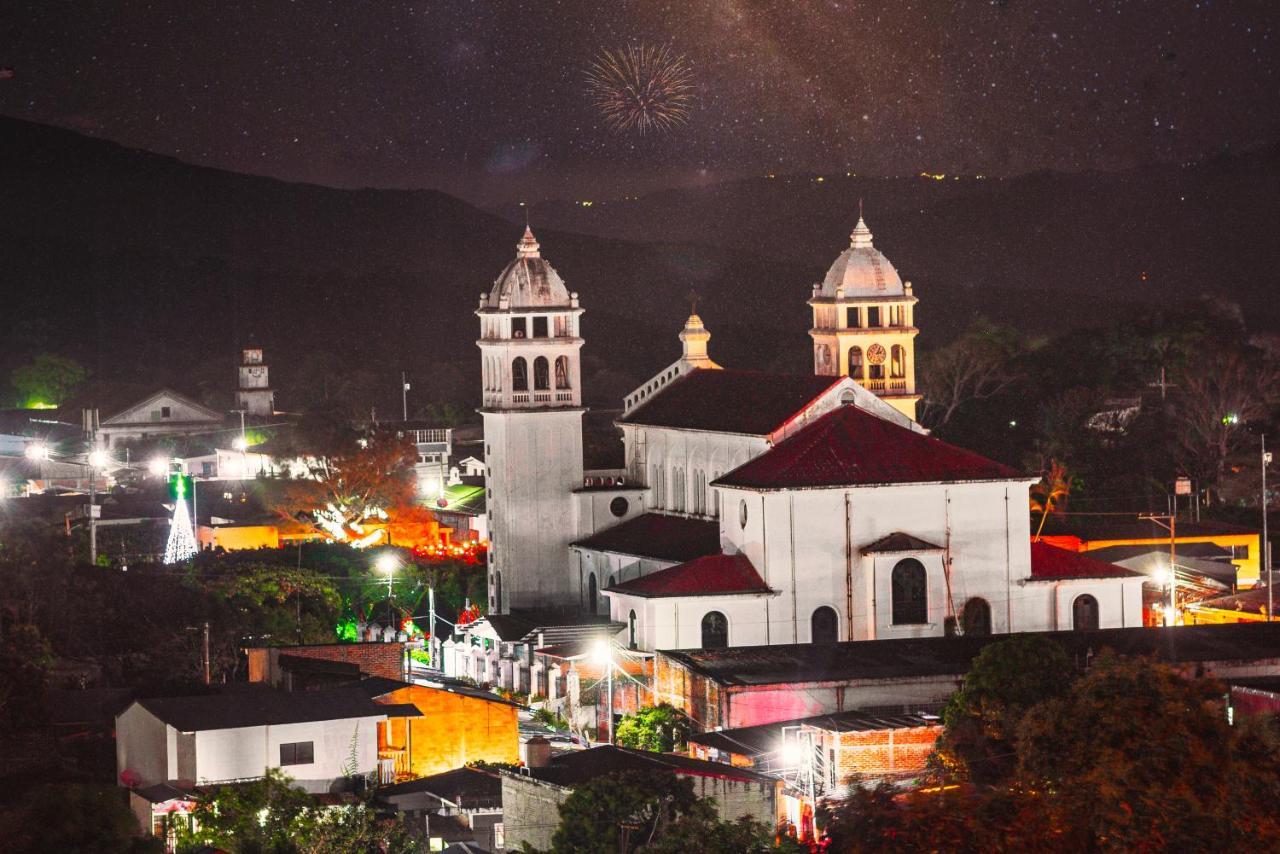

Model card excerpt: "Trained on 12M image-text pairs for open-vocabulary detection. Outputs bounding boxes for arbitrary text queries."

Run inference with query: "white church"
[451,215,1144,681]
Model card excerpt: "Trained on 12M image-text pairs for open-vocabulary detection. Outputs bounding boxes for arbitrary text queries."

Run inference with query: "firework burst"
[585,43,695,135]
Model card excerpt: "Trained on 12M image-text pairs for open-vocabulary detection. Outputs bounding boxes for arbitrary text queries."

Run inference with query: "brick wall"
[832,725,940,781]
[246,643,407,684]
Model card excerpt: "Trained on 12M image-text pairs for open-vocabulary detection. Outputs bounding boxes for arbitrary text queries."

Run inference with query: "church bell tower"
[477,228,585,613]
[808,211,921,421]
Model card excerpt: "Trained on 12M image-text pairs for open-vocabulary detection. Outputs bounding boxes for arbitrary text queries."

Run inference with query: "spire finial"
[850,204,873,248]
[517,223,540,258]
[685,288,701,317]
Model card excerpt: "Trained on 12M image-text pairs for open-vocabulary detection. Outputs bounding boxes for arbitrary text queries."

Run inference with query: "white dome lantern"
[483,226,573,309]
[816,215,906,298]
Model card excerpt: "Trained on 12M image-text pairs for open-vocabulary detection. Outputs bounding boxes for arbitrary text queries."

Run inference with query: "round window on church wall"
[609,497,629,518]
[739,499,749,529]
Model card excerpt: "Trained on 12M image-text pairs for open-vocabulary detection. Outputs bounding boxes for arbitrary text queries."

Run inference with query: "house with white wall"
[116,685,416,796]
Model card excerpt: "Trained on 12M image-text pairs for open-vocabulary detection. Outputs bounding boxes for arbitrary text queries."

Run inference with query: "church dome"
[817,216,905,298]
[485,227,573,309]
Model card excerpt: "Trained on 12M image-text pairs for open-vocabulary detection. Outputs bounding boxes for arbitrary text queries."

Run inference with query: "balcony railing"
[378,748,410,784]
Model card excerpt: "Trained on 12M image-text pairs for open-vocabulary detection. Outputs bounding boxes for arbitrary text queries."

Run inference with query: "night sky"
[3,0,1277,203]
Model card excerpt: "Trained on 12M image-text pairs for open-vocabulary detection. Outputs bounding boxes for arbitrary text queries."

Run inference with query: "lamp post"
[594,639,614,745]
[376,551,398,629]
[1264,435,1272,621]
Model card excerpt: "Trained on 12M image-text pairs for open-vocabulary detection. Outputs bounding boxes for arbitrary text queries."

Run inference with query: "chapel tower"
[476,227,585,613]
[808,211,921,421]
[236,348,275,417]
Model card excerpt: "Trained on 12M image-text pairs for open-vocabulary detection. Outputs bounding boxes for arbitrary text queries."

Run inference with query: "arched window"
[494,571,502,612]
[628,610,637,649]
[890,345,906,379]
[961,598,991,636]
[554,356,570,389]
[588,573,598,613]
[811,606,839,644]
[891,559,928,625]
[1073,594,1099,631]
[512,358,528,391]
[848,346,864,379]
[533,357,550,390]
[701,611,729,649]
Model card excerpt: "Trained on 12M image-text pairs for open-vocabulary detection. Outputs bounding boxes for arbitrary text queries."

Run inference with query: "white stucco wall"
[610,592,776,650]
[708,479,1045,647]
[116,704,169,787]
[193,715,383,792]
[622,424,766,519]
[483,408,584,612]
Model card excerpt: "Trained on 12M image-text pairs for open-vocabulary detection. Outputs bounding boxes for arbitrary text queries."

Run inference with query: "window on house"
[890,345,906,379]
[867,307,881,327]
[279,741,314,766]
[961,598,992,635]
[554,315,569,337]
[891,559,928,624]
[629,610,637,649]
[848,347,864,379]
[588,573,598,613]
[161,406,172,418]
[495,571,503,611]
[868,363,884,380]
[846,307,861,328]
[1073,594,1099,631]
[533,357,550,390]
[532,316,548,338]
[701,611,729,648]
[811,606,839,644]
[555,356,570,389]
[512,318,527,338]
[512,358,528,391]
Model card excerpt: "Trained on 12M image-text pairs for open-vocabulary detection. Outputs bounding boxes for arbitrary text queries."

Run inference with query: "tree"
[1017,654,1280,849]
[918,321,1023,430]
[934,635,1072,784]
[614,704,690,753]
[0,622,53,729]
[546,770,711,853]
[9,352,89,407]
[277,430,420,547]
[1029,459,1073,540]
[1173,350,1279,483]
[0,783,163,854]
[175,769,418,854]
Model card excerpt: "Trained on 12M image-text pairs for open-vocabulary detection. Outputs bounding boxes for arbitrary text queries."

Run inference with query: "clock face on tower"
[867,343,887,364]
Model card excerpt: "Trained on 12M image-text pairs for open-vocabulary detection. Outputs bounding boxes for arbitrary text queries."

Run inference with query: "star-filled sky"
[3,0,1277,203]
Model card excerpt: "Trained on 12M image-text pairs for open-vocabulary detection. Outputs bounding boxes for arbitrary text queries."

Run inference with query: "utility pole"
[84,408,100,565]
[203,620,211,685]
[1264,435,1272,621]
[401,372,410,421]
[428,584,437,669]
[1141,513,1177,625]
[605,646,614,745]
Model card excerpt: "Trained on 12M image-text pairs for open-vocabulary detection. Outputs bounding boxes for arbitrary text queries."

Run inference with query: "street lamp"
[593,639,614,745]
[88,449,110,469]
[148,457,170,478]
[24,442,49,461]
[376,551,399,628]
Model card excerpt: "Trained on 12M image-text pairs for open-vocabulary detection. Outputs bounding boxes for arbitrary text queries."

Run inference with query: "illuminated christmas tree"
[164,478,198,564]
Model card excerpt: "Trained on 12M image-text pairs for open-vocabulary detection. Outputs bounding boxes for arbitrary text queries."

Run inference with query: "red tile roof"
[606,552,773,598]
[714,404,1023,490]
[1028,541,1143,580]
[571,512,720,563]
[618,369,840,435]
